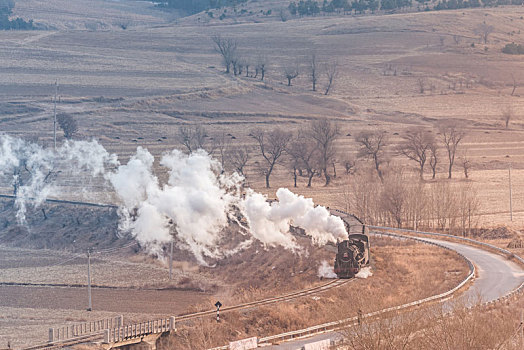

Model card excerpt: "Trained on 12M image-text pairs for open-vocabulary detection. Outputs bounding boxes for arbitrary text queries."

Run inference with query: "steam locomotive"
[333,214,370,278]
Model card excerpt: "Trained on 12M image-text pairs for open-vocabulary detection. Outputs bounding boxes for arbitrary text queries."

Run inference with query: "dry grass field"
[160,237,469,349]
[2,3,524,227]
[2,0,524,348]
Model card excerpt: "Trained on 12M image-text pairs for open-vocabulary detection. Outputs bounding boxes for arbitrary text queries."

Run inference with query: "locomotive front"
[334,234,370,278]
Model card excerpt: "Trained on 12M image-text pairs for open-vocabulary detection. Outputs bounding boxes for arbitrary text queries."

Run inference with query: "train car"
[334,233,370,278]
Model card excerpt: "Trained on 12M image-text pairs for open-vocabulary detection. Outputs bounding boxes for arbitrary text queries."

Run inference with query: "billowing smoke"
[0,134,117,222]
[0,135,347,264]
[317,260,337,279]
[242,188,347,249]
[110,148,243,263]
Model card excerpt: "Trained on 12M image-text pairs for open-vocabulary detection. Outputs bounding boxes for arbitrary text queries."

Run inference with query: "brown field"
[160,237,469,349]
[2,3,524,228]
[2,1,524,348]
[0,235,469,348]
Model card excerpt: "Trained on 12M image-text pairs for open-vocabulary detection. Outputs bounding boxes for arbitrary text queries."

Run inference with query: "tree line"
[287,0,523,17]
[158,0,247,14]
[212,35,338,95]
[176,119,477,235]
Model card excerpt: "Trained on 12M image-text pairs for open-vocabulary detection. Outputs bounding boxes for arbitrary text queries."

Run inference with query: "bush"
[502,42,524,54]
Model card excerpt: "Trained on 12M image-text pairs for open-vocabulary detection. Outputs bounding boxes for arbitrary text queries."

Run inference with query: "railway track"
[19,279,352,350]
[177,278,352,321]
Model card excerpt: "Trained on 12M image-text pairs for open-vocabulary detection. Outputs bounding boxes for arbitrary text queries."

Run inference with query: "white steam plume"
[110,149,243,263]
[0,135,348,264]
[317,260,337,279]
[242,188,347,249]
[0,135,117,222]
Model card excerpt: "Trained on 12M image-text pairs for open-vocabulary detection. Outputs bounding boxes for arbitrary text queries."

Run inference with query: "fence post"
[169,317,176,332]
[118,315,124,327]
[48,328,54,342]
[103,329,110,344]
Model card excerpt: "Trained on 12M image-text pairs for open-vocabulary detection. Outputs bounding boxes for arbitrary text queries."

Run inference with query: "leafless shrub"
[457,182,480,236]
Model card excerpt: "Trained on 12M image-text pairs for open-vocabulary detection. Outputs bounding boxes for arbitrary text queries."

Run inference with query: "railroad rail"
[19,279,352,350]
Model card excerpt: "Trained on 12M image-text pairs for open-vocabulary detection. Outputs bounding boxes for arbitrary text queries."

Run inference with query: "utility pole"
[509,163,513,222]
[169,240,173,280]
[53,80,58,150]
[87,249,92,311]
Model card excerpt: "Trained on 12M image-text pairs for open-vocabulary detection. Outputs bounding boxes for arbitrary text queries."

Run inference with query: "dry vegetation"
[3,0,524,348]
[339,295,524,350]
[157,237,469,350]
[3,4,524,228]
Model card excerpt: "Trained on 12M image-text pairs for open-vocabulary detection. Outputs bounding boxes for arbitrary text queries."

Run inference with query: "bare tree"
[309,53,318,91]
[324,61,338,95]
[211,35,238,74]
[502,106,512,128]
[381,169,408,228]
[474,22,494,44]
[56,114,78,140]
[429,141,438,179]
[214,132,231,171]
[255,56,267,81]
[227,146,250,176]
[284,64,299,86]
[440,123,466,179]
[355,130,388,182]
[177,124,208,154]
[417,77,426,94]
[251,128,292,188]
[398,128,435,179]
[287,136,321,187]
[460,150,471,179]
[457,183,480,237]
[511,73,517,96]
[244,59,250,77]
[308,118,339,186]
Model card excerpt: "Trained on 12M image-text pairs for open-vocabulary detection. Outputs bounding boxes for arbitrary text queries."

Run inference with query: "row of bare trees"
[347,168,480,235]
[212,35,338,94]
[176,119,469,189]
